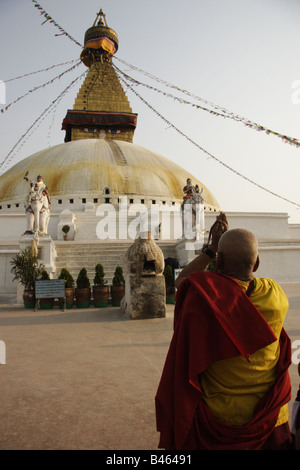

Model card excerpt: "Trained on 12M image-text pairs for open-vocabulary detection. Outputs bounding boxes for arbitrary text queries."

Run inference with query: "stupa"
[0,11,219,218]
[2,10,299,292]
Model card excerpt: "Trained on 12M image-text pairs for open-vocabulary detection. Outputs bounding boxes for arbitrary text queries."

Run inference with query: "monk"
[155,212,293,450]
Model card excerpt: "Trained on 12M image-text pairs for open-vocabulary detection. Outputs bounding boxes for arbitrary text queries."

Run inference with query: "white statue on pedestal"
[23,173,51,236]
[181,178,205,235]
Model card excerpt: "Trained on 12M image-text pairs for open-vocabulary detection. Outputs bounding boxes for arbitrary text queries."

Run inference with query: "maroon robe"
[155,272,291,450]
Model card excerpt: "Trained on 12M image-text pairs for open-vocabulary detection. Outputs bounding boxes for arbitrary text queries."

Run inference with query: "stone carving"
[121,232,166,319]
[182,178,204,208]
[23,174,50,236]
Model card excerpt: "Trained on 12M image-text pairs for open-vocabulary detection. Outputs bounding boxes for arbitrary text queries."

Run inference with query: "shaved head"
[217,228,259,280]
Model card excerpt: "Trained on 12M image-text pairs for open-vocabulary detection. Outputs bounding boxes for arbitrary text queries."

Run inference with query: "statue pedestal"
[175,227,206,267]
[19,234,57,277]
[17,234,57,303]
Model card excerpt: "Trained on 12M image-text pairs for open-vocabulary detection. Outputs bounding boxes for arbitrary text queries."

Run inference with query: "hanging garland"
[4,59,79,83]
[0,68,87,174]
[2,3,297,207]
[29,1,300,148]
[31,0,82,47]
[1,61,82,114]
[113,64,229,119]
[114,57,300,149]
[116,71,300,209]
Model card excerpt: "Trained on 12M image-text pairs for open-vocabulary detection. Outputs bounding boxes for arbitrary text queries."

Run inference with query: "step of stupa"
[54,240,176,285]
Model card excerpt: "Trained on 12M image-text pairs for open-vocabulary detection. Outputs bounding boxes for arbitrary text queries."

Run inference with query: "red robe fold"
[155,272,291,450]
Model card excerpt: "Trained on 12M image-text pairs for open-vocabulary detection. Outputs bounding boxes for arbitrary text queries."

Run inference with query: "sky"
[1,0,300,222]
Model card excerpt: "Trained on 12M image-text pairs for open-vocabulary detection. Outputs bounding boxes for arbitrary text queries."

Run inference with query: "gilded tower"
[62,10,137,143]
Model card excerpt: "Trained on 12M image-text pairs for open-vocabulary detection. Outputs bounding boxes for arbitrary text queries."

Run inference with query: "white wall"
[0,209,300,294]
[0,246,19,293]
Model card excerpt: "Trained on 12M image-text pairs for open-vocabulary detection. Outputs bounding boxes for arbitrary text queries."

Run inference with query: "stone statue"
[181,178,204,231]
[23,174,51,236]
[182,178,195,202]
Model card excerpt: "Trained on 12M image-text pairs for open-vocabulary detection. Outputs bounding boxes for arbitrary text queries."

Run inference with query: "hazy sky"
[1,0,300,222]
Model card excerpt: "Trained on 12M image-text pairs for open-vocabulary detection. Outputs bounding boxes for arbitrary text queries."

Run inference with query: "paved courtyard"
[0,283,299,450]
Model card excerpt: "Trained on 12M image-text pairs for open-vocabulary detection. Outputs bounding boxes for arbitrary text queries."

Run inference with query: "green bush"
[94,264,106,286]
[112,266,125,286]
[62,225,70,234]
[10,248,45,290]
[58,268,74,288]
[41,270,50,280]
[76,268,90,289]
[163,264,174,287]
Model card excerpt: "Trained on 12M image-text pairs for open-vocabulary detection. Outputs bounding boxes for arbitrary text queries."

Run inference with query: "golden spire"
[80,9,119,67]
[62,10,137,143]
[92,9,107,27]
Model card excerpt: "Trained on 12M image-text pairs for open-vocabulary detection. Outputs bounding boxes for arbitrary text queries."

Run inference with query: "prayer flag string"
[113,64,229,119]
[4,59,79,83]
[114,57,300,149]
[116,71,300,209]
[0,68,87,175]
[31,0,82,47]
[1,61,82,114]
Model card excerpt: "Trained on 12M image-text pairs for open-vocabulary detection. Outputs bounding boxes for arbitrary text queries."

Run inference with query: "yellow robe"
[199,277,289,426]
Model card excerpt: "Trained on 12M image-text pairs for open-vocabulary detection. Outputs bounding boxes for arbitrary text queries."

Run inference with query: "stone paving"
[0,283,299,450]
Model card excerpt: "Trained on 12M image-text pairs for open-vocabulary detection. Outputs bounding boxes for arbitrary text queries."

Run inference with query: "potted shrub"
[75,268,91,308]
[62,224,70,241]
[10,248,45,308]
[164,264,175,304]
[93,263,109,307]
[110,266,125,306]
[58,268,75,309]
[38,270,54,310]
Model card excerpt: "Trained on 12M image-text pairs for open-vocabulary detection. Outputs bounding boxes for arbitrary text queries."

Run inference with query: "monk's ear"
[253,256,260,272]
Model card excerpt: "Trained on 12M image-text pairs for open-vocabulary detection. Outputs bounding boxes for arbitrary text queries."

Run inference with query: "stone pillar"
[19,234,56,277]
[121,232,166,319]
[175,203,206,267]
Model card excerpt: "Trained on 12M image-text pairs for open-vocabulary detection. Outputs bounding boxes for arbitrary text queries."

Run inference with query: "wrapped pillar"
[121,232,166,319]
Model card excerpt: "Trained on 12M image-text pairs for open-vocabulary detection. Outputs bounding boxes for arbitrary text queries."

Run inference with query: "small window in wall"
[69,199,74,204]
[105,198,110,204]
[141,199,145,204]
[162,201,166,205]
[104,187,110,195]
[58,200,62,205]
[82,198,86,204]
[172,201,175,206]
[7,204,11,209]
[152,200,156,205]
[15,203,19,208]
[93,198,98,203]
[129,199,134,204]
